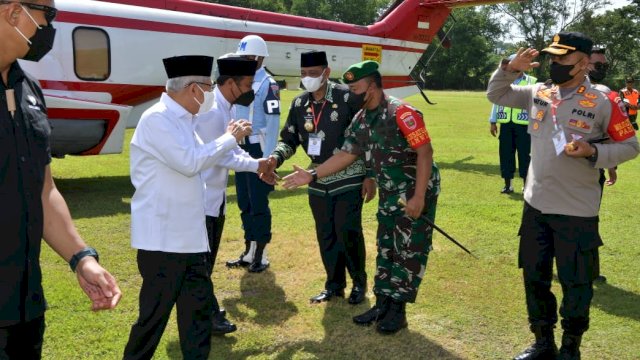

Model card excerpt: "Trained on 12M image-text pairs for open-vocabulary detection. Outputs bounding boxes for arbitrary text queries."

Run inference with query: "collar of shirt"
[1,62,25,90]
[254,67,267,84]
[160,92,194,126]
[304,81,336,107]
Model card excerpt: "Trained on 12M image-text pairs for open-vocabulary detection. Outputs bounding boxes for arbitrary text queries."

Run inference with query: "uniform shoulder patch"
[395,104,430,149]
[607,92,635,142]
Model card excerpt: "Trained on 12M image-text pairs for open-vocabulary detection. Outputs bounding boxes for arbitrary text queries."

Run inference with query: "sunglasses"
[1,1,57,23]
[590,62,609,71]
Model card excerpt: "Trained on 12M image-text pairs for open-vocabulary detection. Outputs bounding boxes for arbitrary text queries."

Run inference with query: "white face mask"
[194,84,214,115]
[301,69,326,93]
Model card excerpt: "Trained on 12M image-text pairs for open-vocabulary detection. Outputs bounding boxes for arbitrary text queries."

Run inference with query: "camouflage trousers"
[373,165,440,303]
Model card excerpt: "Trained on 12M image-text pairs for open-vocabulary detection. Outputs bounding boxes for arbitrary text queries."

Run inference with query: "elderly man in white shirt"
[196,55,271,334]
[123,55,257,360]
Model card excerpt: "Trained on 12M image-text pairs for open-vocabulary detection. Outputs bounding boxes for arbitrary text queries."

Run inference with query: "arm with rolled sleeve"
[133,112,237,178]
[487,68,534,110]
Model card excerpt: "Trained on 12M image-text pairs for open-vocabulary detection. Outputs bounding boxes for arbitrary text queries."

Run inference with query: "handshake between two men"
[226,119,279,184]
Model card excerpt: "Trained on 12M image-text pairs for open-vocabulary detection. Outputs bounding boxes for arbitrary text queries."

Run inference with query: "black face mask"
[233,89,255,106]
[22,25,56,62]
[348,89,369,110]
[588,62,609,83]
[549,61,577,85]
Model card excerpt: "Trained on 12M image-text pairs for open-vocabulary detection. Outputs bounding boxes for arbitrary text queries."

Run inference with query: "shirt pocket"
[527,105,547,137]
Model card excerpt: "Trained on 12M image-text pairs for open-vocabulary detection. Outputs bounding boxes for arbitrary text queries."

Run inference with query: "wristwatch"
[309,169,318,182]
[586,145,598,163]
[69,247,99,272]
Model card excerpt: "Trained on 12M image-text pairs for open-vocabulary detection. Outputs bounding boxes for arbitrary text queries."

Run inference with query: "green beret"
[342,60,379,84]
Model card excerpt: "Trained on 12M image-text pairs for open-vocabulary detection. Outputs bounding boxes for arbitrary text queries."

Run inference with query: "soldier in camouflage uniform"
[283,60,440,334]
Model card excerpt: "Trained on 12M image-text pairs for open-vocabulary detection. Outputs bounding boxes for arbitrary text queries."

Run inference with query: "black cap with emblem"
[162,55,213,79]
[301,51,328,67]
[216,56,257,77]
[541,32,593,56]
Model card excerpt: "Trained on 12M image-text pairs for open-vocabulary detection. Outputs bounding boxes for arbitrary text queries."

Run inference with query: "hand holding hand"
[282,165,313,189]
[259,171,280,185]
[75,258,122,311]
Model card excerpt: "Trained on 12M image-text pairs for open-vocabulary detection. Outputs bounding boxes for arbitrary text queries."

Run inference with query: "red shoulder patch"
[396,104,430,149]
[607,91,636,141]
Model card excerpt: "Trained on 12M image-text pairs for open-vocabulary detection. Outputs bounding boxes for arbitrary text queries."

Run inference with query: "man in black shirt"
[0,1,121,358]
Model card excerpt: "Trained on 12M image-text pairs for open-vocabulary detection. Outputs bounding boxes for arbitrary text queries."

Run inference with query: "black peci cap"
[216,56,257,77]
[301,51,328,67]
[541,32,593,56]
[163,55,213,79]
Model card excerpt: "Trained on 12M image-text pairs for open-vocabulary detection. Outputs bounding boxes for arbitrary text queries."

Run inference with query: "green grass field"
[44,90,640,359]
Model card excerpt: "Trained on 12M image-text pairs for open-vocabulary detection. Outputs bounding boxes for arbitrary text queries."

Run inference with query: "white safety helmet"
[236,35,269,58]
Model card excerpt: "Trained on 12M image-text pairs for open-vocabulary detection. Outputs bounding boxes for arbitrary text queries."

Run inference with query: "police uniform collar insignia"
[584,92,598,99]
[577,86,586,94]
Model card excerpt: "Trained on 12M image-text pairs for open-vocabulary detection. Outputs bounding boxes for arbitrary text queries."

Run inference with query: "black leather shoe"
[376,300,407,334]
[226,255,250,268]
[348,286,366,304]
[309,289,344,303]
[211,312,237,336]
[513,325,557,360]
[248,261,269,273]
[501,186,514,194]
[353,296,390,326]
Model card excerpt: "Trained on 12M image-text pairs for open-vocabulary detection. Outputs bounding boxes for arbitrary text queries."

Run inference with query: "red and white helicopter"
[19,0,508,157]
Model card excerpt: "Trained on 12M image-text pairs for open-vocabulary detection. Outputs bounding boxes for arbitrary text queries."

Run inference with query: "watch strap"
[69,247,99,272]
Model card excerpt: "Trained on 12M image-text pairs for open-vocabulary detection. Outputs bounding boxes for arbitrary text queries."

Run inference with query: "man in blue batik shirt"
[226,35,281,272]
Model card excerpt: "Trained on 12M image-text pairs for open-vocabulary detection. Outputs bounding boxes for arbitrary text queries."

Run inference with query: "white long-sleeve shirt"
[196,87,260,217]
[130,93,237,253]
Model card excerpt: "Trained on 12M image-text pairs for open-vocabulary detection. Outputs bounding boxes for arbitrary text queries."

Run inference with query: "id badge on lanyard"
[551,97,567,156]
[307,133,322,156]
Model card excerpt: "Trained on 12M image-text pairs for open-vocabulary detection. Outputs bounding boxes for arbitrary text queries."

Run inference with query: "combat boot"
[376,299,407,334]
[557,333,581,360]
[353,295,390,325]
[248,242,269,273]
[226,240,253,268]
[513,325,558,360]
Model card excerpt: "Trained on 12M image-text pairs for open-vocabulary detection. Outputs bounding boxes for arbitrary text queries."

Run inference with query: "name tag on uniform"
[307,134,322,156]
[552,127,567,156]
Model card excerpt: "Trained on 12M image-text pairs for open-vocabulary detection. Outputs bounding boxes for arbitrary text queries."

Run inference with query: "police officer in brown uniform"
[488,32,639,360]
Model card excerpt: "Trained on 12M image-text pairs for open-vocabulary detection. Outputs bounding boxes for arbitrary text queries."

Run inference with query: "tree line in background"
[201,0,640,91]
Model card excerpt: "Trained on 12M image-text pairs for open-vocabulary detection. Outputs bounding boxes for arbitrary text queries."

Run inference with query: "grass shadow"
[53,176,133,218]
[221,269,299,326]
[437,155,501,177]
[592,280,640,322]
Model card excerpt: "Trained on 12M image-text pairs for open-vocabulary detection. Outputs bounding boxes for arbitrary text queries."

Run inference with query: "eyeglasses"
[590,62,609,71]
[0,1,57,23]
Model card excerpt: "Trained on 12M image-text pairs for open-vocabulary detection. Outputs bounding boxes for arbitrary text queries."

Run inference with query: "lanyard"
[550,96,563,130]
[310,100,328,133]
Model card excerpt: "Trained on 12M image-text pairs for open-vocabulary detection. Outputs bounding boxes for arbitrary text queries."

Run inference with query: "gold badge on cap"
[344,72,354,81]
[553,34,560,43]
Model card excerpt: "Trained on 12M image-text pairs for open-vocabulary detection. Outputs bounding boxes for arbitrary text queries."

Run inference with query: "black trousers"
[236,142,274,244]
[123,250,213,360]
[518,202,602,335]
[0,316,45,360]
[498,122,530,180]
[205,214,225,313]
[309,189,367,291]
[629,114,637,130]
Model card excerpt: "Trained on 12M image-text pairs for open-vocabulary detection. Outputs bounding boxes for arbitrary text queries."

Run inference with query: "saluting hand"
[282,165,312,189]
[507,47,540,73]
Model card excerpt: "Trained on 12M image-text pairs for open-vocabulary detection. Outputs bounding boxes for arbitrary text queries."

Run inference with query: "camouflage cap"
[342,60,379,84]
